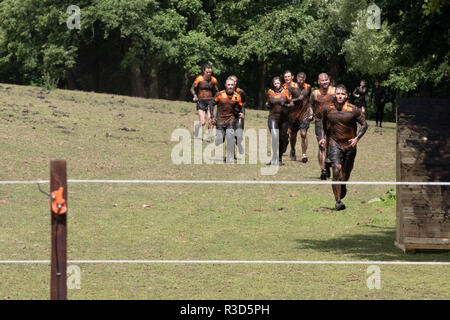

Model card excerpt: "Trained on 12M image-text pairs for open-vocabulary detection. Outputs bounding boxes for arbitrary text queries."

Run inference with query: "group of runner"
[190,64,369,210]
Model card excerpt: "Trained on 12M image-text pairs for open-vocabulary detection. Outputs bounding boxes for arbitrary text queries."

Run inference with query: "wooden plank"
[50,160,67,300]
[398,186,444,196]
[397,241,450,255]
[405,244,450,251]
[403,237,450,245]
[402,221,450,238]
[401,207,450,215]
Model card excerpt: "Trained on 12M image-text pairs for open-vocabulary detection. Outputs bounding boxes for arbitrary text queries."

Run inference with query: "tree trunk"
[64,68,78,90]
[257,58,267,109]
[130,64,146,98]
[148,66,158,98]
[328,53,340,85]
[178,70,189,101]
[92,59,100,92]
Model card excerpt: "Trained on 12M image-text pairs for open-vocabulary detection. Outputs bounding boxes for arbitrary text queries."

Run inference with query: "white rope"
[0,180,448,185]
[0,180,50,184]
[1,259,450,265]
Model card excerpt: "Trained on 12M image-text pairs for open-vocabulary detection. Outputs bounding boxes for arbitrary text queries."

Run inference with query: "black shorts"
[289,118,310,132]
[196,100,213,112]
[289,120,300,133]
[328,144,357,173]
[215,122,234,144]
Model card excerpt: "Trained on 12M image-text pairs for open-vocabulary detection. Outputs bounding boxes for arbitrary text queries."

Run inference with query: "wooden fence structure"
[395,98,450,253]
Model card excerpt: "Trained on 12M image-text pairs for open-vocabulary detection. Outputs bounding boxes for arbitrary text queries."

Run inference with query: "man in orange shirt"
[210,79,244,163]
[310,73,336,179]
[283,70,301,161]
[284,71,312,162]
[190,64,219,142]
[227,75,246,157]
[295,72,312,163]
[266,76,292,165]
[316,84,368,210]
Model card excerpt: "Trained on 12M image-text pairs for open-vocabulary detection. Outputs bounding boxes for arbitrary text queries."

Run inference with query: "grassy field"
[0,83,449,300]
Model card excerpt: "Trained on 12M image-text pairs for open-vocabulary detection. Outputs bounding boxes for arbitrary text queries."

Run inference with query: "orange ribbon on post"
[51,187,67,215]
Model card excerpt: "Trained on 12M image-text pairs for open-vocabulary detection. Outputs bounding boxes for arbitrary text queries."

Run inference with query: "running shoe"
[335,201,346,211]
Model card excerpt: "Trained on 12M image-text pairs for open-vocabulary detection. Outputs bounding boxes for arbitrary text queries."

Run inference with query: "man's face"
[203,68,212,80]
[318,75,330,89]
[273,79,281,90]
[335,88,347,104]
[230,77,237,89]
[225,80,235,94]
[284,73,293,84]
[297,75,305,86]
[375,81,379,88]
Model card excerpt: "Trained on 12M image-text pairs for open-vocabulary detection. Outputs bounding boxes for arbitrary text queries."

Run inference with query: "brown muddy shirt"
[309,86,336,120]
[317,102,365,149]
[300,82,311,98]
[284,82,311,122]
[267,88,291,121]
[214,90,243,126]
[193,75,218,100]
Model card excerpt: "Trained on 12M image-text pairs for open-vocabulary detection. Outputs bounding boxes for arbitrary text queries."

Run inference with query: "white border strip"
[1,260,450,265]
[0,180,448,186]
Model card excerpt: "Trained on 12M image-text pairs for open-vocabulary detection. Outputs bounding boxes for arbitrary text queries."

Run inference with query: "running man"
[289,72,312,162]
[309,73,336,179]
[266,76,292,166]
[190,64,219,142]
[352,80,367,114]
[210,78,244,163]
[282,70,301,161]
[315,84,368,210]
[370,80,386,128]
[228,75,246,157]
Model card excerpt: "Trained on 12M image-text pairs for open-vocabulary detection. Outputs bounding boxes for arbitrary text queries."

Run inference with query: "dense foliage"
[0,0,448,111]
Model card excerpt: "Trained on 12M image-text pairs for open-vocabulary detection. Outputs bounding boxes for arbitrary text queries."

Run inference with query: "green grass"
[0,83,449,300]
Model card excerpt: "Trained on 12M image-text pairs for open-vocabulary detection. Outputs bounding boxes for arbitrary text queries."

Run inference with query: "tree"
[235,3,316,107]
[342,0,449,97]
[0,0,83,88]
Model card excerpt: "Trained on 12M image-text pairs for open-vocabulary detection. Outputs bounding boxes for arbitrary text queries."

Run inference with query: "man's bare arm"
[309,91,317,115]
[190,84,198,101]
[314,106,326,143]
[349,110,368,147]
[355,112,368,141]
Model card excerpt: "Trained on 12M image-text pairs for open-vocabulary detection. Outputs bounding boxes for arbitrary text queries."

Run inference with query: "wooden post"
[50,160,67,300]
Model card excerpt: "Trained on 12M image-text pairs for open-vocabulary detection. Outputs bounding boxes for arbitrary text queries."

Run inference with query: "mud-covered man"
[190,64,219,142]
[315,84,368,210]
[210,79,244,163]
[309,73,336,179]
[285,72,312,162]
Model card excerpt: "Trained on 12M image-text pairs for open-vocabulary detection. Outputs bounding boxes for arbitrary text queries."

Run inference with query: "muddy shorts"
[196,99,214,112]
[328,144,357,174]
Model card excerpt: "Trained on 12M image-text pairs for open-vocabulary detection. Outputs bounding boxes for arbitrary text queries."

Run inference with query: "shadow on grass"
[295,227,450,262]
